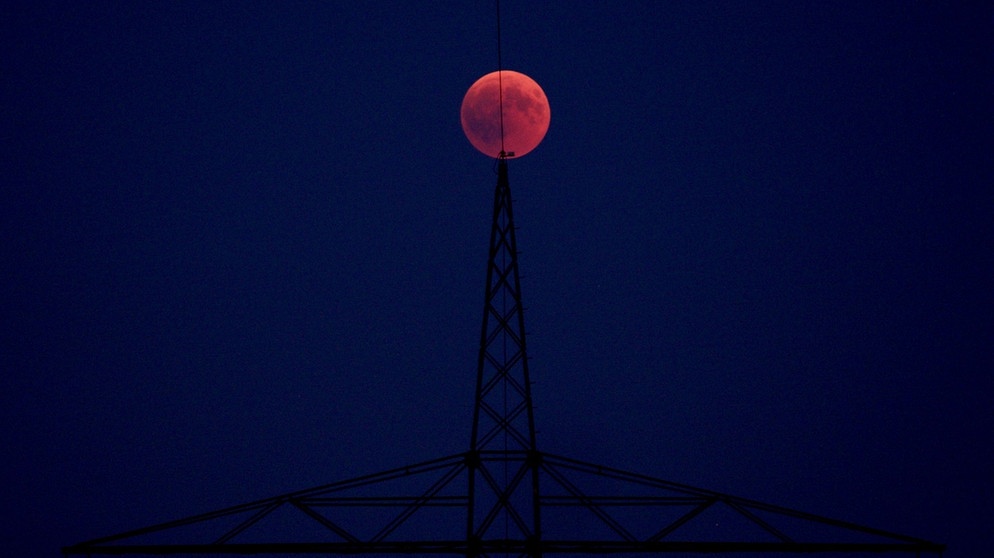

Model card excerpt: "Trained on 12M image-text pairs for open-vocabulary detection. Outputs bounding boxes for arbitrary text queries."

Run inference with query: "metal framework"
[64,157,944,556]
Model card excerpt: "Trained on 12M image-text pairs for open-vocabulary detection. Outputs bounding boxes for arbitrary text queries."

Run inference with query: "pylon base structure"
[65,158,943,556]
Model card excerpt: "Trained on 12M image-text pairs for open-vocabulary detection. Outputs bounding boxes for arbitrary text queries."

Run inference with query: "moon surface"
[460,70,550,158]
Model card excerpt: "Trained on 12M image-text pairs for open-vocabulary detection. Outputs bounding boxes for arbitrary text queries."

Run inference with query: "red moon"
[460,70,550,158]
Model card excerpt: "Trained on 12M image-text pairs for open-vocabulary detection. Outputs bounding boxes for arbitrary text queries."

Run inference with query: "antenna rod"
[496,0,505,157]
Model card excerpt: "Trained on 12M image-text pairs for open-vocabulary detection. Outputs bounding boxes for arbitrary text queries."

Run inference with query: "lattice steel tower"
[64,155,944,556]
[468,157,542,550]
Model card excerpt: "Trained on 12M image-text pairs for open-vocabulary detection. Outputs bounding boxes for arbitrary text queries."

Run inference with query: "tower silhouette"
[64,155,944,556]
[468,157,542,548]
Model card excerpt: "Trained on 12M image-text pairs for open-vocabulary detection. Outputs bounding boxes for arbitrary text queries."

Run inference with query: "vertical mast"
[471,157,537,453]
[467,156,542,553]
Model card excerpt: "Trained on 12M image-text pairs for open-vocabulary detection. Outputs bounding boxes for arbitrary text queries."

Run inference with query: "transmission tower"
[64,156,943,556]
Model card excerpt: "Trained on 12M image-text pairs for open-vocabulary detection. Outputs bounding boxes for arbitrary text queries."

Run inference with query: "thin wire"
[496,0,505,158]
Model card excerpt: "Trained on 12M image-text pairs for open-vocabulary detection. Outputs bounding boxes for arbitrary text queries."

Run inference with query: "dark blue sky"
[3,2,991,557]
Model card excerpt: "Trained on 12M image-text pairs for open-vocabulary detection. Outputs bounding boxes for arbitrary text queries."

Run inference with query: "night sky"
[3,2,992,557]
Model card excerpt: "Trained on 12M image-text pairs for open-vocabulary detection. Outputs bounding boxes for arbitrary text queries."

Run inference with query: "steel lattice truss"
[62,450,943,555]
[64,158,943,556]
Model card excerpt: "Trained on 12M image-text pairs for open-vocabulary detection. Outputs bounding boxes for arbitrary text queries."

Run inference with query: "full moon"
[460,70,550,158]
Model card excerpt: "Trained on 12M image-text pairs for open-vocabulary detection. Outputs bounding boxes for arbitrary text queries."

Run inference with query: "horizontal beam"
[63,539,946,555]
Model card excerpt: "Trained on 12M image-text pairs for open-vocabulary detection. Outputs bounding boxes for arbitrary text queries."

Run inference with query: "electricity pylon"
[64,157,944,556]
